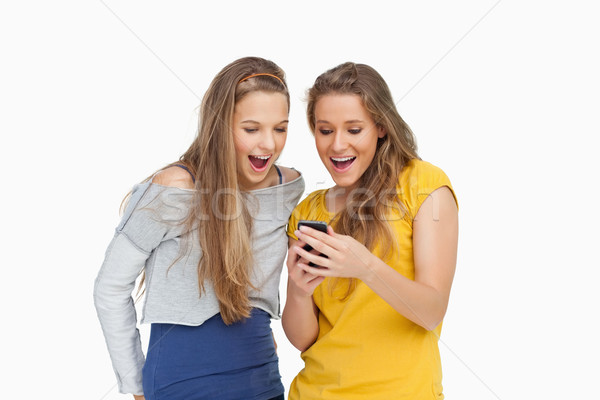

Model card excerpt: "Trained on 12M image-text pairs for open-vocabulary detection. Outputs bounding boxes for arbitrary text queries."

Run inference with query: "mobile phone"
[297,220,328,267]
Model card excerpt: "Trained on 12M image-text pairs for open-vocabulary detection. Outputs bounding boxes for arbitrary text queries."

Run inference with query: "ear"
[377,125,387,139]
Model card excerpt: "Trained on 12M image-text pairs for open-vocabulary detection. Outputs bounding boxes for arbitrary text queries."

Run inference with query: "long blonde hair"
[181,57,288,324]
[306,62,418,295]
[130,57,289,324]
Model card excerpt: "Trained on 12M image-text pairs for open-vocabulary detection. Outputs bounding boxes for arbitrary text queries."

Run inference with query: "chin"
[332,177,359,191]
[245,175,263,185]
[247,171,270,185]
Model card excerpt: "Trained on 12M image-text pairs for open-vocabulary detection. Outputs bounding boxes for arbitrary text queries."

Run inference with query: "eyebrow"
[240,119,289,124]
[316,119,364,124]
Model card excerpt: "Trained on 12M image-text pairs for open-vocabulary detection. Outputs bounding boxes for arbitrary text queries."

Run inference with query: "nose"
[331,130,347,153]
[258,130,276,153]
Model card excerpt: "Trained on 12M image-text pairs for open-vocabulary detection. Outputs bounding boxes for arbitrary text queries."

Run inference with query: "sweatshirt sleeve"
[93,233,147,394]
[93,182,190,394]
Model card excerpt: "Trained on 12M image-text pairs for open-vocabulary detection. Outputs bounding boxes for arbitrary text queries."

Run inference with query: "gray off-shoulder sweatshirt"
[93,173,304,394]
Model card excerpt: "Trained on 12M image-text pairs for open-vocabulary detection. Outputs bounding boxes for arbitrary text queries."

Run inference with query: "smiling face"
[232,90,289,190]
[314,94,386,192]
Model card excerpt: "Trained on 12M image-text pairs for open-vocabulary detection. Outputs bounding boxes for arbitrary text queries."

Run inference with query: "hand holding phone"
[297,220,328,268]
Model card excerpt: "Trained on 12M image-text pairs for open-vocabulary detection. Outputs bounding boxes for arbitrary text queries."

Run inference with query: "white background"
[1,1,599,399]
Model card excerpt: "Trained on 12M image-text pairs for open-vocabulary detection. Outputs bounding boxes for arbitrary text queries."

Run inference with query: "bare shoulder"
[414,186,458,224]
[278,166,301,183]
[152,165,195,189]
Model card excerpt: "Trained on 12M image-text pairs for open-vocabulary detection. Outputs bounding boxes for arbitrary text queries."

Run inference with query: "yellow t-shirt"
[286,159,457,400]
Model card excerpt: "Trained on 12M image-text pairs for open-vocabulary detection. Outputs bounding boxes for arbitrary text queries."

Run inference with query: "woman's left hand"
[294,225,376,281]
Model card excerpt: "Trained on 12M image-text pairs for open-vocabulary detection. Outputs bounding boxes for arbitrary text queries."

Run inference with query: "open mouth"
[248,155,271,172]
[331,156,356,171]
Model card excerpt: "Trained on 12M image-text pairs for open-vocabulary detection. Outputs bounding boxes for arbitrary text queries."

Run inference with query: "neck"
[238,166,278,191]
[326,184,356,214]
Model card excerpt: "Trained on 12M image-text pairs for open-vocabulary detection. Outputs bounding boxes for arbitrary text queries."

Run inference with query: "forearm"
[94,233,147,394]
[282,281,319,351]
[362,258,448,330]
[358,188,457,330]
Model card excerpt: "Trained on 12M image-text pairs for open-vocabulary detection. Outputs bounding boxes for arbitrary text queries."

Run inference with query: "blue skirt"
[142,308,284,400]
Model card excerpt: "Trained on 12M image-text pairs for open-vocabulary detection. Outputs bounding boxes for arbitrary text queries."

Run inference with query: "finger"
[295,231,336,258]
[297,262,332,277]
[289,258,310,278]
[288,243,303,256]
[291,241,312,260]
[298,225,340,246]
[306,275,325,290]
[295,246,331,267]
[293,238,308,249]
[287,259,306,278]
[303,272,321,285]
[287,244,307,268]
[289,245,312,265]
[290,256,321,282]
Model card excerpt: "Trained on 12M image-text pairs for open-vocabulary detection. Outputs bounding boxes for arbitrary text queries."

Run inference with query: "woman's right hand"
[133,395,145,400]
[286,240,325,298]
[282,238,323,352]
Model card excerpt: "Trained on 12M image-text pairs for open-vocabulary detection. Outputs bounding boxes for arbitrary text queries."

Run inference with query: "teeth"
[250,155,271,160]
[331,156,356,162]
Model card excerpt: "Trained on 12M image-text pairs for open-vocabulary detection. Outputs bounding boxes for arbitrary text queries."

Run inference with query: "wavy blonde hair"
[306,62,418,296]
[130,57,289,324]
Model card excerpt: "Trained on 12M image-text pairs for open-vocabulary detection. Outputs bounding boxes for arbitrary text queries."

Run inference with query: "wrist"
[360,254,382,284]
[287,277,317,299]
[289,287,314,300]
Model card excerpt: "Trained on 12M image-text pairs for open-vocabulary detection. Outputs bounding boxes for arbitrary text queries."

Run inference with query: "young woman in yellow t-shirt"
[282,62,459,400]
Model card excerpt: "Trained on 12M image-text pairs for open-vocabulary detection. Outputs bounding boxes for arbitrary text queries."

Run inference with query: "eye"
[243,128,258,133]
[319,129,333,135]
[348,128,362,134]
[275,127,287,133]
